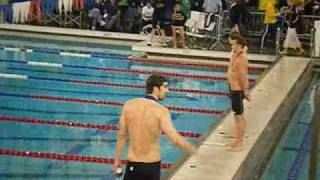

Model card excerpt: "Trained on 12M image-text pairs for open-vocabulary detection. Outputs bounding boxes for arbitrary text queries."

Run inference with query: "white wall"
[315,21,320,57]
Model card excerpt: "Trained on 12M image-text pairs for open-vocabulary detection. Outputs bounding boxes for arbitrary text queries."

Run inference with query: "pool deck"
[132,39,276,63]
[0,24,311,180]
[170,56,310,180]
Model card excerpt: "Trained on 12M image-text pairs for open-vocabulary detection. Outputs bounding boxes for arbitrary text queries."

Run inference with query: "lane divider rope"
[0,93,225,115]
[0,116,202,138]
[0,46,128,59]
[0,59,256,82]
[128,57,265,73]
[0,73,230,96]
[0,148,173,169]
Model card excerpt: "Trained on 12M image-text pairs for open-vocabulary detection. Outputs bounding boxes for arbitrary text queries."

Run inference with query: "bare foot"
[227,145,243,152]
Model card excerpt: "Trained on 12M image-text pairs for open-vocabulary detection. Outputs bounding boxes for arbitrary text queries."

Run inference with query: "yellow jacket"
[264,0,278,24]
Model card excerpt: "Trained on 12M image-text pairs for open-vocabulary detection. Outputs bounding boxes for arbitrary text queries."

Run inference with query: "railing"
[298,15,320,40]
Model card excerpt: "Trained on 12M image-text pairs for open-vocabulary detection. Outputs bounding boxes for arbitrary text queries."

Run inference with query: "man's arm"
[160,108,196,155]
[113,106,128,175]
[237,55,250,100]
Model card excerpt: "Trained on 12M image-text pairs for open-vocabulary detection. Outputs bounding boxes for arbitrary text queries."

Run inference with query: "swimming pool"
[261,75,320,180]
[0,35,263,179]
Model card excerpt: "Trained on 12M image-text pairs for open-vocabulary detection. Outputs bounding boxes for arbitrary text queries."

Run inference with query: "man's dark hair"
[231,34,247,48]
[146,75,167,94]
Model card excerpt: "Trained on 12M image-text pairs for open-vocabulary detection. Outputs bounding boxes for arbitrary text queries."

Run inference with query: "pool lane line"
[0,106,119,116]
[0,116,202,138]
[0,73,27,80]
[0,92,225,115]
[0,72,229,96]
[0,83,189,100]
[0,59,257,82]
[0,46,128,59]
[128,57,266,73]
[0,148,173,169]
[287,123,312,180]
[0,44,264,73]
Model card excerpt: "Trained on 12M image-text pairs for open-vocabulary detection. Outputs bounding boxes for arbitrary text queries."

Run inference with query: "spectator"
[304,0,320,15]
[103,0,119,31]
[141,2,154,29]
[148,0,166,46]
[260,0,282,49]
[190,0,204,11]
[229,0,249,34]
[281,0,304,55]
[117,0,128,31]
[172,1,186,48]
[202,0,222,14]
[123,1,141,33]
[89,6,106,30]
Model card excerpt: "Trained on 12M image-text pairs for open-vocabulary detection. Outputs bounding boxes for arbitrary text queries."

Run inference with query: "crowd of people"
[87,0,319,52]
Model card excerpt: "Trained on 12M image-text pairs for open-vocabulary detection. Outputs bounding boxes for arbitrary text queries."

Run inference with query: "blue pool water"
[261,77,320,180]
[0,35,261,179]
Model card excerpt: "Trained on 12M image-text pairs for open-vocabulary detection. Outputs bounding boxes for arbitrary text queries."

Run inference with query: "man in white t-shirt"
[142,2,154,23]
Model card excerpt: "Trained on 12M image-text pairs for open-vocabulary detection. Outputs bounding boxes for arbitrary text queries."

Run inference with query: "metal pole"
[276,28,280,56]
[310,28,315,61]
[309,85,320,180]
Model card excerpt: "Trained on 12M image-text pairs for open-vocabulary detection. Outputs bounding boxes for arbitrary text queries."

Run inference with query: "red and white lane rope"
[0,149,173,169]
[2,93,224,116]
[128,57,266,73]
[99,67,256,83]
[70,80,230,96]
[0,116,202,138]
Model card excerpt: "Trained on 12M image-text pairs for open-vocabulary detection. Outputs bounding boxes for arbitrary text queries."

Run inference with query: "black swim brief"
[124,161,161,180]
[230,90,244,115]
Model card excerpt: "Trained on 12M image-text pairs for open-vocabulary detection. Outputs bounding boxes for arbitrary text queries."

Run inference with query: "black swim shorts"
[124,161,161,180]
[230,91,244,115]
[152,8,165,29]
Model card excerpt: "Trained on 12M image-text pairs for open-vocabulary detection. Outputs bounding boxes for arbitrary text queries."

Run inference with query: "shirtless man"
[113,75,196,179]
[227,35,250,151]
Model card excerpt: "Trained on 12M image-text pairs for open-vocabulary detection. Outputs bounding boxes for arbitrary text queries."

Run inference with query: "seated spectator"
[123,2,141,33]
[171,1,186,48]
[89,6,106,30]
[141,2,154,29]
[103,0,119,31]
[281,0,304,55]
[202,0,222,14]
[304,0,320,15]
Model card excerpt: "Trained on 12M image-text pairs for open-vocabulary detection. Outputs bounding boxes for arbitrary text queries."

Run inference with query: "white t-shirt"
[142,5,154,19]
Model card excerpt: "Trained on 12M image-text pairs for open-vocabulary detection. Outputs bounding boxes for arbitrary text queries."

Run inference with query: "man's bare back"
[113,75,195,179]
[123,98,165,162]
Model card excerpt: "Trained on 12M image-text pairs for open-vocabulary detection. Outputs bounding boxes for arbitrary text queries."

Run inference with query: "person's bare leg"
[281,47,288,55]
[160,29,165,45]
[172,27,177,48]
[229,114,245,151]
[148,28,156,46]
[180,28,186,48]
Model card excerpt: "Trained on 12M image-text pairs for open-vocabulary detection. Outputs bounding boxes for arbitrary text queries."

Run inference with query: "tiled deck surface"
[171,56,310,180]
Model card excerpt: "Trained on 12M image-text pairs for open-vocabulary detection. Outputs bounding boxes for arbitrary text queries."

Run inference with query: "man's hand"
[112,159,122,177]
[244,90,251,101]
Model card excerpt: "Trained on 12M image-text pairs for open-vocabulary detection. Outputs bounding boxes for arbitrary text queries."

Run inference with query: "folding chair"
[185,11,208,49]
[185,11,217,49]
[42,0,63,26]
[209,14,225,50]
